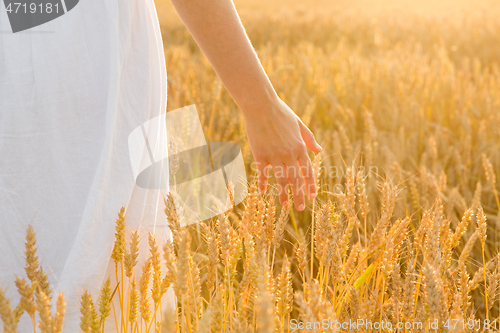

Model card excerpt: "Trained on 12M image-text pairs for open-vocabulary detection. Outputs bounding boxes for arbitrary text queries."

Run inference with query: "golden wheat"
[3,0,500,331]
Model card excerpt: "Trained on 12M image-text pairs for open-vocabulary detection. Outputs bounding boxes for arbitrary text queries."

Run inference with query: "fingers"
[285,157,306,211]
[256,160,270,193]
[271,144,316,211]
[272,162,290,206]
[298,153,317,199]
[299,121,322,153]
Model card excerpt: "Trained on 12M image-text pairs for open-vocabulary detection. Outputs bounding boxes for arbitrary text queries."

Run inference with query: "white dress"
[0,0,174,332]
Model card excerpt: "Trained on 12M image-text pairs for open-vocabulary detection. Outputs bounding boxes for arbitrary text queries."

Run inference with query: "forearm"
[169,0,278,115]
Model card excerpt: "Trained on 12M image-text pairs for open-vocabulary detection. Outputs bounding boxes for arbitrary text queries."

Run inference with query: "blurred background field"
[5,1,500,332]
[153,0,500,330]
[155,0,500,201]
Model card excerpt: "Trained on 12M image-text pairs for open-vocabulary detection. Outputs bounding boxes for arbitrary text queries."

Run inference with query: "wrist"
[237,86,280,119]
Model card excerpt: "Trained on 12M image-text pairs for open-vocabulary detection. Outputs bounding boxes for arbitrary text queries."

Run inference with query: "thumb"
[299,121,322,152]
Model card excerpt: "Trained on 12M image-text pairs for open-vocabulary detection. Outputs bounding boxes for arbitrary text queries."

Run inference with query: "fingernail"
[298,204,304,211]
[316,143,322,150]
[310,192,317,199]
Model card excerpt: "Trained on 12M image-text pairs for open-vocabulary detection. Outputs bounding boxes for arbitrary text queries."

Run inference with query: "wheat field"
[2,0,500,332]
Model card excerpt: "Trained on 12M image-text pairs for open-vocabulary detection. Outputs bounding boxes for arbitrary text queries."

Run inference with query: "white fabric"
[0,0,174,332]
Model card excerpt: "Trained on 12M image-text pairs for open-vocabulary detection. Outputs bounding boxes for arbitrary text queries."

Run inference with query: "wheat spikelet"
[391,261,402,318]
[422,262,446,324]
[313,202,330,264]
[357,169,369,219]
[35,288,53,333]
[36,267,52,301]
[165,191,183,244]
[424,213,442,266]
[226,182,235,210]
[203,222,219,293]
[139,257,152,324]
[125,230,140,278]
[176,230,191,296]
[264,197,276,243]
[111,207,126,264]
[272,200,291,248]
[90,301,100,333]
[216,213,237,263]
[24,225,39,283]
[334,185,352,218]
[254,196,266,235]
[450,208,473,249]
[486,270,497,311]
[227,239,242,287]
[295,231,308,275]
[344,241,360,279]
[149,232,163,304]
[275,254,293,319]
[449,292,464,322]
[402,247,416,321]
[482,154,496,189]
[471,182,482,213]
[253,248,275,298]
[240,183,258,239]
[457,262,471,314]
[324,240,342,281]
[188,258,203,324]
[383,217,410,275]
[52,293,65,333]
[347,286,360,325]
[468,256,497,291]
[414,209,432,249]
[79,290,93,333]
[129,277,139,325]
[163,240,178,292]
[168,135,180,177]
[235,268,251,312]
[98,277,112,324]
[340,214,357,258]
[254,196,269,254]
[368,181,397,254]
[476,205,487,246]
[0,285,19,333]
[15,275,35,317]
[209,284,225,333]
[458,230,479,265]
[236,240,253,321]
[312,152,323,188]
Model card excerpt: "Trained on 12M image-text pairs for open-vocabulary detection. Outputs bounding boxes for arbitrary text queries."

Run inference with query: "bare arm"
[170,0,322,210]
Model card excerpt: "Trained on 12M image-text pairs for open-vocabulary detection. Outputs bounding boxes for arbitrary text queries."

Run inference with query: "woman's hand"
[170,0,321,210]
[242,97,322,211]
